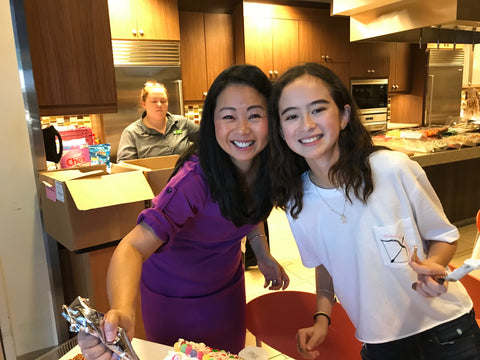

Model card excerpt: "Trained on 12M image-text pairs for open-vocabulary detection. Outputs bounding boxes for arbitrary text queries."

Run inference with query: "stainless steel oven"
[351,78,388,132]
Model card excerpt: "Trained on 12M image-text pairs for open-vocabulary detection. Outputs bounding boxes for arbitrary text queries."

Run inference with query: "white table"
[59,338,172,360]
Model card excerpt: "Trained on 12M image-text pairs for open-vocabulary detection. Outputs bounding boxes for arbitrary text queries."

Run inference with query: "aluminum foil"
[62,296,140,360]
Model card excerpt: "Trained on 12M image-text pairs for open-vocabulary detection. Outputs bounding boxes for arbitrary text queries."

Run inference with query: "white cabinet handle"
[132,29,137,36]
[138,29,144,36]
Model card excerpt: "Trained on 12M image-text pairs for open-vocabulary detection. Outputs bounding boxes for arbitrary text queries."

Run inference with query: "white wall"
[0,1,57,357]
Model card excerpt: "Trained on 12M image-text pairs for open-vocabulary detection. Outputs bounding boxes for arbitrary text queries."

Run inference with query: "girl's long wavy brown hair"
[268,63,388,219]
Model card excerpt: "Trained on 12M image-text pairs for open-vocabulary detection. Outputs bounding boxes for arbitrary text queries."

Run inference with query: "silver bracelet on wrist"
[248,234,267,242]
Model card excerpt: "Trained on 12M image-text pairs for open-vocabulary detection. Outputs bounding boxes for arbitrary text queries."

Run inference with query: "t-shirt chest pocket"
[373,218,417,267]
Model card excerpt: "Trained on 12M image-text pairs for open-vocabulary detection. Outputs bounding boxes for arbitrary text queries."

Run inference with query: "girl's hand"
[296,322,328,359]
[409,246,449,297]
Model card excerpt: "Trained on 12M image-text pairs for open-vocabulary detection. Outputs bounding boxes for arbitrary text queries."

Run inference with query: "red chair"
[246,291,361,359]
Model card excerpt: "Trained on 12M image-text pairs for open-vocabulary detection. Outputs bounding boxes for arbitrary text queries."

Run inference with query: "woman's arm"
[106,221,165,338]
[117,129,138,161]
[78,221,164,359]
[247,223,289,290]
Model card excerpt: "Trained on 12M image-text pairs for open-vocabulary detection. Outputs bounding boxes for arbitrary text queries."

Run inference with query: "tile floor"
[244,208,480,359]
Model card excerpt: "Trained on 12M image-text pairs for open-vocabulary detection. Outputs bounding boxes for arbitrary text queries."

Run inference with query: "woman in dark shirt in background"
[116,80,199,161]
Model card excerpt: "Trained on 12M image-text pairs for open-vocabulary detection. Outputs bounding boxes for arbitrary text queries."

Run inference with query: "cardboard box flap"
[65,171,154,210]
[121,155,179,171]
[40,166,108,182]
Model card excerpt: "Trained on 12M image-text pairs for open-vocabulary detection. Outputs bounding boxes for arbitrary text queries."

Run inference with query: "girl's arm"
[409,240,457,297]
[296,265,335,359]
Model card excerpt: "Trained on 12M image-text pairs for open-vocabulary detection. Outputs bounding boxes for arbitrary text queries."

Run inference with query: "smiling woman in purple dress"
[77,64,289,359]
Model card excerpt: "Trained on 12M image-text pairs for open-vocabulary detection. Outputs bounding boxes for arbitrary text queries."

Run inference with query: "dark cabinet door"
[24,0,117,115]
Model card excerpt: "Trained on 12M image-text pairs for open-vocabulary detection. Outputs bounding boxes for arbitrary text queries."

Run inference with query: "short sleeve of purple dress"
[137,156,255,353]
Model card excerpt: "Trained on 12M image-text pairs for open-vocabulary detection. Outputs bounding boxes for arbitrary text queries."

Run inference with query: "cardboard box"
[39,165,155,251]
[120,155,179,196]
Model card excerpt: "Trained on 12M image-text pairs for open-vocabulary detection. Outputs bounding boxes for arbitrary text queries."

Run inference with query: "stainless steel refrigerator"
[103,40,184,162]
[423,49,464,126]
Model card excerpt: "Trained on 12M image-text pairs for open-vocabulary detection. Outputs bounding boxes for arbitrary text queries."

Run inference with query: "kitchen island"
[415,147,479,225]
[373,125,480,224]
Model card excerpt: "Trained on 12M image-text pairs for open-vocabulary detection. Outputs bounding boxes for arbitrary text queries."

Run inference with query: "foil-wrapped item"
[62,296,140,360]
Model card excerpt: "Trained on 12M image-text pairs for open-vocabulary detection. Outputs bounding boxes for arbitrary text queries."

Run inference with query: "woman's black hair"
[268,62,387,218]
[173,64,273,226]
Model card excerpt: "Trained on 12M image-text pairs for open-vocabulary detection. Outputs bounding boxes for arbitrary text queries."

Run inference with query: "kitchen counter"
[387,122,420,130]
[372,126,480,224]
[411,145,480,167]
[410,146,479,224]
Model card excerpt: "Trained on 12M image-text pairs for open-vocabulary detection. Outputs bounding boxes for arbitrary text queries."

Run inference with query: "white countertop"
[59,338,172,360]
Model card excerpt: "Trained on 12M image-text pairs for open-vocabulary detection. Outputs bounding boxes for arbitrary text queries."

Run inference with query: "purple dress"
[137,156,255,353]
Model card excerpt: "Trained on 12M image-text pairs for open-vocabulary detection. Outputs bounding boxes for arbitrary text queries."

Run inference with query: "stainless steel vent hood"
[332,0,480,43]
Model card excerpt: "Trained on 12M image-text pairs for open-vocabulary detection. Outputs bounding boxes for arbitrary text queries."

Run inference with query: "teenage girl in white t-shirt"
[268,62,480,360]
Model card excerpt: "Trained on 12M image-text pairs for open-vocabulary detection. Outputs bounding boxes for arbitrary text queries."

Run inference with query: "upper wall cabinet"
[242,16,299,79]
[108,0,180,40]
[24,0,117,116]
[389,43,412,93]
[179,11,234,101]
[298,13,350,64]
[350,42,391,78]
[234,3,350,81]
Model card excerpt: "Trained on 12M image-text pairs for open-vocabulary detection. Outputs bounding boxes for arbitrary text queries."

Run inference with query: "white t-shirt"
[286,150,472,343]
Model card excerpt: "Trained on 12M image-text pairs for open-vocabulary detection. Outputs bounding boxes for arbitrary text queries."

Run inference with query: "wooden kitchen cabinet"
[389,43,412,93]
[236,3,352,80]
[298,12,350,86]
[323,62,351,88]
[62,244,147,340]
[24,0,117,116]
[298,13,350,64]
[179,11,234,101]
[243,17,299,79]
[350,42,391,78]
[108,0,180,41]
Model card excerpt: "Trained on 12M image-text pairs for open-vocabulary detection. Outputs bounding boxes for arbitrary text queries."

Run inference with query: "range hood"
[332,0,480,44]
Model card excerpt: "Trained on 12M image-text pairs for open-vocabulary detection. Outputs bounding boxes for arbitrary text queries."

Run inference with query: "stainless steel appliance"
[424,49,464,126]
[351,78,389,131]
[103,40,184,162]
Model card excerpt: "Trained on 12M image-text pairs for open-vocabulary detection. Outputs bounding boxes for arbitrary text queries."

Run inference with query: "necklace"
[309,171,348,224]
